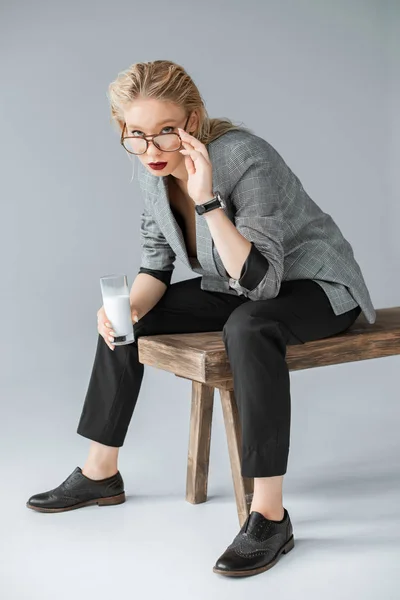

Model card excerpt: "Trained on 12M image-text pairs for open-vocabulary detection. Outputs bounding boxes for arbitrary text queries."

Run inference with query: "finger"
[179,133,210,162]
[180,151,196,175]
[97,322,115,349]
[178,129,203,146]
[104,329,115,342]
[102,321,116,337]
[179,147,206,163]
[180,139,208,155]
[99,330,113,350]
[102,322,115,335]
[104,334,115,350]
[180,151,204,176]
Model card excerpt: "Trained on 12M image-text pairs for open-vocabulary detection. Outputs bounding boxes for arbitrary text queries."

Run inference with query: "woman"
[26,60,376,578]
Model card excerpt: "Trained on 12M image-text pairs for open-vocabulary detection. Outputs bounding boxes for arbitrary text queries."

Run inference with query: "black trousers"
[76,277,361,478]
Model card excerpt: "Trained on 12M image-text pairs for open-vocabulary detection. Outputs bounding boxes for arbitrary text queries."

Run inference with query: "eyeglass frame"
[120,114,192,155]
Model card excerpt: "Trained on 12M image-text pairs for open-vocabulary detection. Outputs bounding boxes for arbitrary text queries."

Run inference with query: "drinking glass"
[100,273,134,345]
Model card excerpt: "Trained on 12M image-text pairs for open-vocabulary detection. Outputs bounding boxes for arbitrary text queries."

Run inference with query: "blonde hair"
[107,59,252,145]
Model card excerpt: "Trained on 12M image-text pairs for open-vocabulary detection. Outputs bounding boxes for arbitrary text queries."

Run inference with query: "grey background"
[1,0,399,598]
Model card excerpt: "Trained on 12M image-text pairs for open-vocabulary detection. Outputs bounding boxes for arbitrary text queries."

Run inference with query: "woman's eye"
[130,126,174,136]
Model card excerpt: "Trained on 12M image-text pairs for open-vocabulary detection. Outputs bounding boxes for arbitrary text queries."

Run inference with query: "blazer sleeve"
[227,143,284,301]
[138,208,176,287]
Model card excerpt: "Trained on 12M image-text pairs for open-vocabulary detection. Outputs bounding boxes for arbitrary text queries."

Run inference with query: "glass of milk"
[100,273,134,346]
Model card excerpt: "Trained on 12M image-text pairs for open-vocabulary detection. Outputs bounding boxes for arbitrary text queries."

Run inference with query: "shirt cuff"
[138,268,172,287]
[238,243,270,291]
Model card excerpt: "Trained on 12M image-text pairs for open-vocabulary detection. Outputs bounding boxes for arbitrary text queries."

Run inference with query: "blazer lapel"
[151,174,224,277]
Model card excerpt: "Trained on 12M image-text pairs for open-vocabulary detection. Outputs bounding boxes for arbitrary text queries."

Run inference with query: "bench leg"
[219,389,254,527]
[186,381,214,505]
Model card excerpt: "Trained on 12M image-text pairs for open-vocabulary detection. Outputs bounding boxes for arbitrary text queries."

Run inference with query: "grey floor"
[2,357,399,600]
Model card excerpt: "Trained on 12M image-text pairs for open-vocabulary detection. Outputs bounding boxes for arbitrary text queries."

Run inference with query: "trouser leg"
[222,279,361,478]
[76,277,249,447]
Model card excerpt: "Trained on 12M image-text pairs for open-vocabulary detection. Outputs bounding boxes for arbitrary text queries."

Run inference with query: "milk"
[103,293,134,343]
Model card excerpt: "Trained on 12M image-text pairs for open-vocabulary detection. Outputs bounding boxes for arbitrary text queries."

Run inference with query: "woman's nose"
[146,140,163,158]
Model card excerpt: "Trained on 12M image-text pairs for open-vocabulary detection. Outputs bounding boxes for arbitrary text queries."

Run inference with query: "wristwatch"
[195,191,226,215]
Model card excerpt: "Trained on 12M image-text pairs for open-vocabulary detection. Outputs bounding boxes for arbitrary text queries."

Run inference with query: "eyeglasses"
[120,114,191,155]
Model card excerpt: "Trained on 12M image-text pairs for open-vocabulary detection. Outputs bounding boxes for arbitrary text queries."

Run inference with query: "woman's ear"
[190,112,199,135]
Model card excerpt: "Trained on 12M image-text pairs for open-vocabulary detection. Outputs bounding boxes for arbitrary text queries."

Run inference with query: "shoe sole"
[26,492,126,513]
[212,534,295,577]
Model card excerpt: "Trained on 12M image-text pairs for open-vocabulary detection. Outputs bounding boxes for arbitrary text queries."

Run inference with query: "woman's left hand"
[178,129,214,205]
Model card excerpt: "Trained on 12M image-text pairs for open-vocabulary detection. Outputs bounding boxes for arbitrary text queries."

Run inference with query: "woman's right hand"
[97,305,139,351]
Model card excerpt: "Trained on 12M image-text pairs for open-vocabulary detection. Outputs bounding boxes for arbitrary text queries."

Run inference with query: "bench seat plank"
[137,308,400,388]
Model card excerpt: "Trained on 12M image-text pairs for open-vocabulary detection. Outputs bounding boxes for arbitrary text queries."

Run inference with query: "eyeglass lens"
[123,133,181,155]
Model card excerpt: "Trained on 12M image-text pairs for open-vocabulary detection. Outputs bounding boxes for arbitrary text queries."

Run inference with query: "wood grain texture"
[186,382,214,505]
[138,307,400,388]
[219,389,254,527]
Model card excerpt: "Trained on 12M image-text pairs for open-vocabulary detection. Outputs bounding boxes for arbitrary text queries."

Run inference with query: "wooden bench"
[137,307,400,526]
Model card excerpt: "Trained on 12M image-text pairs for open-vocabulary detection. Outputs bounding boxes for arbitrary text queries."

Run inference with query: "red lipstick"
[148,162,168,170]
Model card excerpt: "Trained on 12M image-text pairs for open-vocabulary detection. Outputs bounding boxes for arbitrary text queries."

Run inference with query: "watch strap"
[195,191,225,214]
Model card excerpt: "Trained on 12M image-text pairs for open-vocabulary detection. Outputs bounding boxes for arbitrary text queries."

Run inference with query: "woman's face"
[122,98,195,178]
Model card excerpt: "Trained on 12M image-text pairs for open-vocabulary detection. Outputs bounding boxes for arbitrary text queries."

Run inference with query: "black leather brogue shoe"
[26,467,125,513]
[213,508,294,577]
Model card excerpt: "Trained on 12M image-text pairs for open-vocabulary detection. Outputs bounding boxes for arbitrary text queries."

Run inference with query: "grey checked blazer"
[137,129,376,324]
